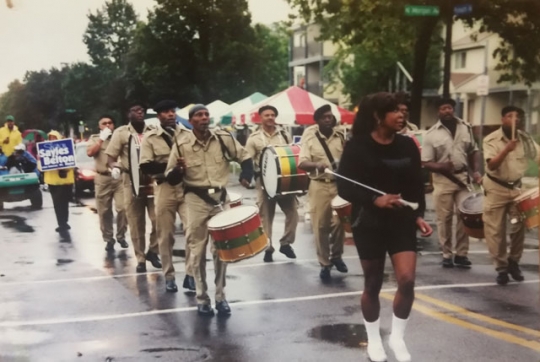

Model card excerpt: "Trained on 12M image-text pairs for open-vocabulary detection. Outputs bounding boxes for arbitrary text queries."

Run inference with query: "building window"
[455,51,467,69]
[294,33,306,47]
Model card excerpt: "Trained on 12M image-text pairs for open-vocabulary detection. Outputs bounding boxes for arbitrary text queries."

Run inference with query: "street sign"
[476,75,489,96]
[78,125,85,134]
[454,4,472,15]
[65,109,76,113]
[404,5,440,16]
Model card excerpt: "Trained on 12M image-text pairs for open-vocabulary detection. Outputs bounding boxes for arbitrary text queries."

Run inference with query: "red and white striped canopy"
[234,86,355,126]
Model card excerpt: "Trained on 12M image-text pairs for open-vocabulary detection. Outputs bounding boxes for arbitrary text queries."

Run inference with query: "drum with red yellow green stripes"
[260,144,309,198]
[514,187,539,229]
[208,206,268,263]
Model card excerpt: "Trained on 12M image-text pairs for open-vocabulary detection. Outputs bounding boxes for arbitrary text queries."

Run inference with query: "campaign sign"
[37,139,76,171]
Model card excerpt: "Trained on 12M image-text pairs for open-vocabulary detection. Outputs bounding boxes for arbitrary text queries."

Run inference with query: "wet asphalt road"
[0,182,539,362]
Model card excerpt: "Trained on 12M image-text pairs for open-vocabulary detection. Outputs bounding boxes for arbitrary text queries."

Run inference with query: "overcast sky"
[0,0,291,92]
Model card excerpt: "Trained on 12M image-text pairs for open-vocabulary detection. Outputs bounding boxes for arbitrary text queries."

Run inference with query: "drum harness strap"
[315,131,343,175]
[486,173,521,190]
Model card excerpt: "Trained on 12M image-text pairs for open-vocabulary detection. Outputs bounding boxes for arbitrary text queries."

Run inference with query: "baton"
[324,169,419,210]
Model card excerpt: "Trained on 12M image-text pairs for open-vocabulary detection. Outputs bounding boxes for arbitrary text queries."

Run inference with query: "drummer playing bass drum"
[298,104,348,280]
[245,105,299,263]
[165,104,253,317]
[483,106,540,285]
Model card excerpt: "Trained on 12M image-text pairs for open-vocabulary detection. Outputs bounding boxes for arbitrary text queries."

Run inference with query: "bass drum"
[260,144,309,199]
[458,192,484,239]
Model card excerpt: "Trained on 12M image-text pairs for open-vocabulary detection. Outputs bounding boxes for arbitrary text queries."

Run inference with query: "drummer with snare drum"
[483,106,540,285]
[422,98,482,269]
[165,104,253,317]
[298,104,348,280]
[245,105,299,263]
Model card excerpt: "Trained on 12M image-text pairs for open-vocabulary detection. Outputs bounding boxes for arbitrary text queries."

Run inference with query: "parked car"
[0,172,42,210]
[74,142,96,196]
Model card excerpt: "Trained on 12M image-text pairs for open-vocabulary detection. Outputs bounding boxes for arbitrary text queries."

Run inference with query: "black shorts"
[353,220,417,260]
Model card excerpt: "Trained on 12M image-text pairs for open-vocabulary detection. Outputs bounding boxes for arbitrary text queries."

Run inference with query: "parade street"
[0,181,539,362]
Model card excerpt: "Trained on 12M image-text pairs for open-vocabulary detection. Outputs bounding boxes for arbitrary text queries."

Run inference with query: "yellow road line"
[414,293,540,339]
[380,293,540,353]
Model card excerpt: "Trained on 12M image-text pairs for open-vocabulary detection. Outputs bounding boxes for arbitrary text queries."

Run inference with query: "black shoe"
[454,255,472,268]
[65,224,71,230]
[136,263,146,273]
[508,260,524,282]
[320,266,331,280]
[331,258,348,273]
[105,240,115,252]
[145,252,162,269]
[496,272,509,285]
[263,250,273,262]
[279,245,296,259]
[197,304,215,316]
[117,239,129,249]
[183,275,196,291]
[216,300,232,316]
[442,258,454,268]
[166,280,178,293]
[55,225,68,232]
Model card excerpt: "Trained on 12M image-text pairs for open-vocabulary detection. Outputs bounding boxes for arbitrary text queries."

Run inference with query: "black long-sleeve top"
[337,133,426,226]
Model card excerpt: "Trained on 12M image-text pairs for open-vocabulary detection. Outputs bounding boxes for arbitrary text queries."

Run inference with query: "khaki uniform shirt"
[399,122,419,134]
[245,127,291,172]
[105,123,154,172]
[166,129,250,188]
[421,118,478,184]
[140,125,187,180]
[298,125,345,181]
[483,128,540,183]
[87,134,111,174]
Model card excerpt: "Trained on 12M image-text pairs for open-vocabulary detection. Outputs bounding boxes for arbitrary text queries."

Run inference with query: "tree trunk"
[442,5,453,98]
[410,18,439,128]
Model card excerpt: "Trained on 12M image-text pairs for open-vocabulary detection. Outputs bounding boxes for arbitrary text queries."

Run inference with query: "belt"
[312,178,334,183]
[184,186,227,207]
[97,171,111,176]
[486,174,521,190]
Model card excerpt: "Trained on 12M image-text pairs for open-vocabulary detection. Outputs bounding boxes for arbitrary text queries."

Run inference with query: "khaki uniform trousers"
[123,174,158,264]
[95,174,127,242]
[155,182,190,281]
[308,180,345,267]
[256,178,299,252]
[432,178,470,259]
[482,177,525,272]
[185,191,229,305]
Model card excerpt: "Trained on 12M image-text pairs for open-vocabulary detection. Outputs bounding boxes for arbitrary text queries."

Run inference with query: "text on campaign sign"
[37,139,77,171]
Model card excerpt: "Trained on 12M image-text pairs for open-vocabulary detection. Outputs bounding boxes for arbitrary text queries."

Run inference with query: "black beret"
[435,98,456,108]
[258,105,278,116]
[153,100,178,113]
[189,104,209,119]
[314,104,332,121]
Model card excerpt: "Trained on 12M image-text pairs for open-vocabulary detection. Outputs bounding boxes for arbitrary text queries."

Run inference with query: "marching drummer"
[483,106,540,285]
[140,100,195,293]
[165,104,254,316]
[422,98,482,269]
[105,101,161,273]
[87,115,128,252]
[298,104,348,280]
[245,105,299,263]
[395,91,419,134]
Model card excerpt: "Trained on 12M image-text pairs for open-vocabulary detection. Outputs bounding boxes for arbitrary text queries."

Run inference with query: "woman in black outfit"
[337,93,432,362]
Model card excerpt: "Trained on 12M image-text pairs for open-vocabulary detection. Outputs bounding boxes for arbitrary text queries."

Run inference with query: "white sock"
[364,318,387,362]
[389,314,412,362]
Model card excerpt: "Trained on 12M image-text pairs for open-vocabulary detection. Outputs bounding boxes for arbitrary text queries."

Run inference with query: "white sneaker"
[389,335,411,362]
[367,340,387,362]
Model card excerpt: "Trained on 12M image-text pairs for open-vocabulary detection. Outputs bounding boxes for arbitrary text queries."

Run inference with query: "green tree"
[287,0,540,125]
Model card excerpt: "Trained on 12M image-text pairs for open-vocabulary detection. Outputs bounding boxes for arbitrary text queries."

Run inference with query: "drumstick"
[324,169,419,210]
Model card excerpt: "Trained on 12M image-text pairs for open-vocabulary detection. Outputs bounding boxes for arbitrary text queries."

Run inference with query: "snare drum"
[331,195,352,233]
[514,187,539,229]
[208,206,268,263]
[458,192,484,239]
[260,145,309,198]
[228,191,243,208]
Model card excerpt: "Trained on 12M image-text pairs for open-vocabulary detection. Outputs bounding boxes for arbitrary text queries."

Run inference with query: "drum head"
[208,205,258,229]
[514,187,539,202]
[331,195,350,208]
[128,135,140,196]
[228,191,242,203]
[260,147,278,198]
[459,193,483,214]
